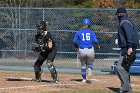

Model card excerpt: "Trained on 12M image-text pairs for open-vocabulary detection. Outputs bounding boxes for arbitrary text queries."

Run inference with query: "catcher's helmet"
[82,18,91,26]
[37,21,46,30]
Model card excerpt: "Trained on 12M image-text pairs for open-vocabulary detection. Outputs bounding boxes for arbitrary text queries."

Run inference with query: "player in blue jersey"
[73,18,100,83]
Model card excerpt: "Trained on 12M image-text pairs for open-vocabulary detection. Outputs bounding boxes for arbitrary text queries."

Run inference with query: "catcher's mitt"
[32,43,40,52]
[32,43,49,52]
[32,43,45,52]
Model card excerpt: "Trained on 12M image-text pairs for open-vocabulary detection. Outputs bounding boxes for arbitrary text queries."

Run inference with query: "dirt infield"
[0,70,140,93]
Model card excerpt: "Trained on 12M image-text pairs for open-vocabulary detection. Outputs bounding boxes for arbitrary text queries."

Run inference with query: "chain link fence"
[0,7,140,74]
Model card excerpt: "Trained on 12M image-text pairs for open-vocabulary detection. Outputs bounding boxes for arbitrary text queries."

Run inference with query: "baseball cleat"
[81,79,86,83]
[50,78,59,84]
[34,78,41,82]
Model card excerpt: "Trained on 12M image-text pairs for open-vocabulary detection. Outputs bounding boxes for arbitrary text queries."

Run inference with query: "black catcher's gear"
[37,21,47,31]
[32,21,49,52]
[34,66,42,82]
[32,43,42,52]
[46,60,59,83]
[32,43,46,52]
[33,21,58,83]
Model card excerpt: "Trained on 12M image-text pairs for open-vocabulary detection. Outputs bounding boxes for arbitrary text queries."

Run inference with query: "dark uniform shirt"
[118,16,139,48]
[35,31,56,53]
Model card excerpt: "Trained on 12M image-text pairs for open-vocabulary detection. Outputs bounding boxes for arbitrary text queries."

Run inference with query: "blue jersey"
[73,28,99,48]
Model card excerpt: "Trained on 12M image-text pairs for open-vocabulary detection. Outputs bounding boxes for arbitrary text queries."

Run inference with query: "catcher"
[32,21,59,83]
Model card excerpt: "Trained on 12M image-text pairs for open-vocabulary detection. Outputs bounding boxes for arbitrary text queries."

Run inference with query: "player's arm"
[35,33,39,43]
[48,40,53,49]
[46,32,53,49]
[73,32,79,50]
[122,22,134,54]
[32,32,41,52]
[91,31,100,49]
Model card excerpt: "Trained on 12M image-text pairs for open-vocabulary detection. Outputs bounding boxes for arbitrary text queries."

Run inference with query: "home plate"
[5,77,34,81]
[5,77,51,82]
[90,79,106,82]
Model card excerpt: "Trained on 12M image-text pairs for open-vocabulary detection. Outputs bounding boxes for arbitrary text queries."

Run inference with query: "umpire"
[32,21,59,83]
[115,7,139,93]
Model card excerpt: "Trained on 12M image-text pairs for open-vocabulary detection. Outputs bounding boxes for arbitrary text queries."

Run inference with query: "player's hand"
[47,41,52,49]
[96,44,100,50]
[73,47,78,51]
[74,48,79,51]
[127,48,133,55]
[76,48,79,51]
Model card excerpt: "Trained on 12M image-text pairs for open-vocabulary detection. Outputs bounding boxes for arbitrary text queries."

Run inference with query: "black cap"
[115,7,127,15]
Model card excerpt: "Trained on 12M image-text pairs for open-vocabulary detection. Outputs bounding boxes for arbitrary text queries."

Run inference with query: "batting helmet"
[82,18,91,26]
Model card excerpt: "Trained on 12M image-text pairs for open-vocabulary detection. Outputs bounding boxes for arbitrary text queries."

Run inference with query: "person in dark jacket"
[115,7,139,93]
[32,21,59,83]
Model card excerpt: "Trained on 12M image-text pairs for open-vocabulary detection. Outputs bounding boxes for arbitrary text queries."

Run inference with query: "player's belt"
[80,47,92,49]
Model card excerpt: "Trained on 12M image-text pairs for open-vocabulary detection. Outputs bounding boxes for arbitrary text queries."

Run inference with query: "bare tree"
[0,0,88,7]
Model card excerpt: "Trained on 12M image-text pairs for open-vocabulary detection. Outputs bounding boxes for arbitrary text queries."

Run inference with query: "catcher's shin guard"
[51,71,59,83]
[46,60,59,83]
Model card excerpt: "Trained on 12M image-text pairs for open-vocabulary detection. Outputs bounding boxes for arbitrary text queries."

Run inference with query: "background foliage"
[0,0,140,8]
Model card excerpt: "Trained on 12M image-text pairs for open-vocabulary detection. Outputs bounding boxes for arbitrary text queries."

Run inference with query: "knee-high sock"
[81,66,86,80]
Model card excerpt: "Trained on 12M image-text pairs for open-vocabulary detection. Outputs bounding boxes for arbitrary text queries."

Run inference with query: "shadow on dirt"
[107,87,119,93]
[5,77,51,83]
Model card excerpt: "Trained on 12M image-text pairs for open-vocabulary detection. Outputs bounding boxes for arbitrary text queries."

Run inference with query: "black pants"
[34,49,57,67]
[34,49,57,80]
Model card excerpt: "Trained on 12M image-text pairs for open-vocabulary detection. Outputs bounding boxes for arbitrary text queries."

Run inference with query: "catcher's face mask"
[37,21,46,30]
